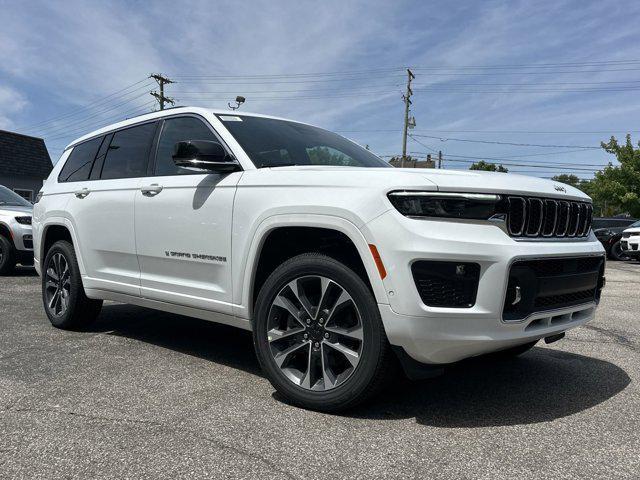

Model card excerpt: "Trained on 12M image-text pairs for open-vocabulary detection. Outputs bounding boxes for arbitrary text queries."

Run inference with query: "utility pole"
[401,68,415,168]
[150,73,175,110]
[438,150,443,169]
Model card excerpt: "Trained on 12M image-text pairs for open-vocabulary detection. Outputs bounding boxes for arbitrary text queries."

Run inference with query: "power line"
[410,134,601,149]
[435,157,599,171]
[406,136,609,171]
[411,59,640,69]
[44,101,156,143]
[32,91,153,136]
[17,78,151,131]
[339,129,638,134]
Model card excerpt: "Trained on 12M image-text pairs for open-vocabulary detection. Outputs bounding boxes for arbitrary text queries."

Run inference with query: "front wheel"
[253,253,392,412]
[42,240,103,329]
[0,235,16,275]
[609,240,630,261]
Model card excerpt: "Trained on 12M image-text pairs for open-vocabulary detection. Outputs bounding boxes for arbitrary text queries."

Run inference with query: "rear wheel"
[42,240,102,329]
[253,253,392,412]
[0,235,16,275]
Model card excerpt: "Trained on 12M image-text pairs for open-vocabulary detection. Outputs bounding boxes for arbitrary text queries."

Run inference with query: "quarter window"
[155,117,220,175]
[58,136,102,182]
[100,122,156,179]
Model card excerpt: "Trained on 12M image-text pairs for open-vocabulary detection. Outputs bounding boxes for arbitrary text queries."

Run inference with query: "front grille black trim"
[506,196,591,239]
[502,255,605,322]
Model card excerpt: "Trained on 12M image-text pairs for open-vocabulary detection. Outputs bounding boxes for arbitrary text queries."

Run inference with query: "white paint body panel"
[134,172,240,314]
[33,107,605,366]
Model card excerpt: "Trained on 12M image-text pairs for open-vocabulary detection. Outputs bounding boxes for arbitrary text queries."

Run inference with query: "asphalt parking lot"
[1,262,639,479]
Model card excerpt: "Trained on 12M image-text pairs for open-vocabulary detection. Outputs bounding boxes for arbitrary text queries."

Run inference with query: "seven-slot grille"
[506,197,592,238]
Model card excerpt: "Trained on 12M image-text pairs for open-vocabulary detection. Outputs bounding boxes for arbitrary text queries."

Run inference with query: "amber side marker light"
[369,244,387,280]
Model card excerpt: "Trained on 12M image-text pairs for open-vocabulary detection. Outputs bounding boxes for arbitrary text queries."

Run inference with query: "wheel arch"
[0,221,14,246]
[237,214,389,321]
[40,220,86,275]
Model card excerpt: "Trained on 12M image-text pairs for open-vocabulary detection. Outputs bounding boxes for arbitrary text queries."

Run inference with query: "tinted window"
[59,137,102,182]
[218,115,390,168]
[155,117,219,175]
[100,123,156,179]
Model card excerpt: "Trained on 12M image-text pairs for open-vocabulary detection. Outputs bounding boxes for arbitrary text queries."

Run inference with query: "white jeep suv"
[33,107,606,411]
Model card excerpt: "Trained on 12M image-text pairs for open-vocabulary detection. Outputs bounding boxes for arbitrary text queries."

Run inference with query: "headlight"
[15,216,32,225]
[388,191,504,220]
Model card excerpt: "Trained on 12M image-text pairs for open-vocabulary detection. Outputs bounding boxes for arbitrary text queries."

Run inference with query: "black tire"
[253,253,393,412]
[42,240,102,329]
[0,235,16,275]
[487,340,538,359]
[609,240,630,261]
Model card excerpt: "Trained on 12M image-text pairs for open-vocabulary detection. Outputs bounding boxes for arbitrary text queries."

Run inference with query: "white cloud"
[0,85,28,130]
[0,0,639,174]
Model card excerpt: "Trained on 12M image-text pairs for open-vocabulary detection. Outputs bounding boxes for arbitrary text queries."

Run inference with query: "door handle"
[74,188,90,199]
[141,184,163,196]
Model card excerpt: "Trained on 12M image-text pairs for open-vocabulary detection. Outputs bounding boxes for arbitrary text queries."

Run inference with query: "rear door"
[134,115,241,314]
[66,121,158,296]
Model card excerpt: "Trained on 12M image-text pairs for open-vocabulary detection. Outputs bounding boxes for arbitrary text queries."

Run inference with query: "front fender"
[233,213,389,320]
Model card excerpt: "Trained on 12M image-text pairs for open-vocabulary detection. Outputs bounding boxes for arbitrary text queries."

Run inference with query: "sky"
[1,0,639,179]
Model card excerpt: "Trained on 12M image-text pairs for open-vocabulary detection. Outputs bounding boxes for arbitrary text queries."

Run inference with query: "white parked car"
[0,185,34,274]
[33,107,606,411]
[620,221,640,259]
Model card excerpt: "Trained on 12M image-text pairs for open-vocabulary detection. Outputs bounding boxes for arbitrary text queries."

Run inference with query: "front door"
[134,115,241,315]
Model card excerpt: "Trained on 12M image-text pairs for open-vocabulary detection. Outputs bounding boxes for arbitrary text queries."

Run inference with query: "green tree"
[587,135,640,217]
[551,174,582,189]
[469,160,508,173]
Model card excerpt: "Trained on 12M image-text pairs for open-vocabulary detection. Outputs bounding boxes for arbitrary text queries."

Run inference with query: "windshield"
[217,115,390,169]
[629,220,640,228]
[0,185,32,207]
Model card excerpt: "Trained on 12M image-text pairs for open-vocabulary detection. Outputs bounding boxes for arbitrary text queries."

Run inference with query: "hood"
[0,204,33,215]
[623,226,640,234]
[261,166,590,201]
[411,169,590,201]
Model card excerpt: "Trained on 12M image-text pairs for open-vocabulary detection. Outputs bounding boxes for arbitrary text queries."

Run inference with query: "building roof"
[0,130,52,178]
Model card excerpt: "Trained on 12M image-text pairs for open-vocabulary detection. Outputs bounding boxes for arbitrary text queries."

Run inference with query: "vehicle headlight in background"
[387,191,503,220]
[15,216,32,225]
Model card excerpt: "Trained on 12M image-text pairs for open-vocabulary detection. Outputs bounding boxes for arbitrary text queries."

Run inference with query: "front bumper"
[6,219,33,252]
[621,237,640,256]
[365,210,605,364]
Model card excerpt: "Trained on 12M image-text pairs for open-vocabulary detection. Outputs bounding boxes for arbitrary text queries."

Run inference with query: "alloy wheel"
[45,252,71,317]
[266,275,364,391]
[612,242,630,261]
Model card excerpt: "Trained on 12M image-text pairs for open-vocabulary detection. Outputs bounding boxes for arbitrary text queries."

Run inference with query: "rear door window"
[58,136,103,182]
[154,117,220,175]
[100,122,157,179]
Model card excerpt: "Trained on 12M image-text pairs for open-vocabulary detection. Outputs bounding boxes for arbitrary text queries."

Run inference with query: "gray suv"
[0,185,34,274]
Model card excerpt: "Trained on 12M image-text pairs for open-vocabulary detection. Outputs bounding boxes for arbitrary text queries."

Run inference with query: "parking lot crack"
[582,325,639,352]
[176,430,301,480]
[4,406,300,479]
[8,407,165,427]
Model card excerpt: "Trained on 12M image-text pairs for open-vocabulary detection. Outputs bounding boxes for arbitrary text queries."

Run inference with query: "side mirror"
[172,140,239,172]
